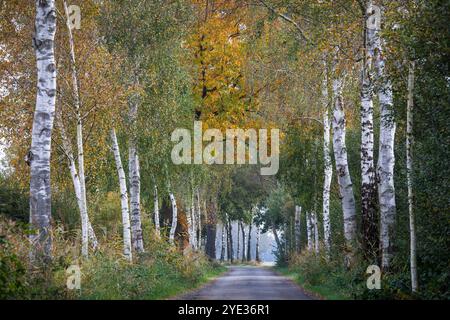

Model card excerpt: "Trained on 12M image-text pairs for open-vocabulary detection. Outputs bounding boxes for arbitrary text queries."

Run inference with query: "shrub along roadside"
[277,251,423,300]
[0,217,225,300]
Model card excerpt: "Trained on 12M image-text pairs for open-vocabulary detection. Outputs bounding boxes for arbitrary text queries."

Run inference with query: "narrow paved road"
[177,266,313,300]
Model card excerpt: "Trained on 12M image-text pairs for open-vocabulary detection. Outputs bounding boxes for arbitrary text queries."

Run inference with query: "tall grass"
[0,217,224,300]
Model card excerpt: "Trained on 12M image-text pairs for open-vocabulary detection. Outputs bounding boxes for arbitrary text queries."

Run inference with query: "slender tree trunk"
[110,129,132,261]
[58,115,97,252]
[196,188,202,250]
[188,187,196,249]
[128,96,144,253]
[407,61,418,292]
[29,0,57,263]
[220,223,226,262]
[237,223,240,261]
[240,222,246,262]
[256,226,260,262]
[332,73,358,266]
[247,223,252,261]
[153,185,160,237]
[373,5,397,271]
[313,212,320,254]
[361,1,379,260]
[168,191,178,245]
[63,1,94,257]
[272,226,283,258]
[205,199,217,259]
[228,218,234,263]
[306,212,313,251]
[321,60,333,255]
[294,205,301,253]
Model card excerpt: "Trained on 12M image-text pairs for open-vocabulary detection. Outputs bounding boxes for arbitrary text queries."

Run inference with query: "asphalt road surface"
[176,266,313,300]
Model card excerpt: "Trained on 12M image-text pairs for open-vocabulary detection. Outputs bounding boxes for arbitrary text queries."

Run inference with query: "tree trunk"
[361,1,379,260]
[247,223,252,261]
[306,212,313,251]
[63,1,98,257]
[294,205,301,253]
[272,226,283,258]
[29,0,57,264]
[58,115,97,253]
[321,59,333,255]
[189,187,196,249]
[313,211,320,254]
[220,223,226,262]
[153,185,160,237]
[205,199,217,259]
[196,188,202,250]
[128,97,144,253]
[373,5,397,271]
[332,74,357,266]
[240,222,246,262]
[228,217,234,263]
[237,222,240,260]
[407,61,418,292]
[255,227,260,262]
[168,192,178,245]
[110,129,132,261]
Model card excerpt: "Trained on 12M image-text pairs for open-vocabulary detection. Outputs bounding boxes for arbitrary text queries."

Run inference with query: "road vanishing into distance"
[176,266,313,300]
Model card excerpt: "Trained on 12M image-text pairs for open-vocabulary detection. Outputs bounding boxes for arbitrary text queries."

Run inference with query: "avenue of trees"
[0,0,448,299]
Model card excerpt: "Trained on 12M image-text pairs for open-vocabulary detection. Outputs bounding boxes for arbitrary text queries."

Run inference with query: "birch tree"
[255,226,260,262]
[373,3,397,270]
[247,223,252,261]
[57,114,98,254]
[306,211,313,251]
[61,1,99,257]
[321,59,332,255]
[29,0,57,263]
[360,0,379,259]
[240,221,246,262]
[153,184,160,237]
[332,67,357,266]
[312,211,320,254]
[168,191,178,245]
[128,96,144,253]
[196,188,202,249]
[407,60,418,292]
[294,205,301,253]
[220,223,226,262]
[236,223,240,260]
[110,128,132,261]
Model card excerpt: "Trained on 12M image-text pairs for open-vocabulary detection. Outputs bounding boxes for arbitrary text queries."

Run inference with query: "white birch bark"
[196,188,202,250]
[373,5,397,270]
[407,61,418,292]
[237,223,240,260]
[220,223,226,261]
[128,99,144,253]
[153,185,160,237]
[255,226,260,262]
[332,74,357,266]
[29,0,57,263]
[360,0,379,257]
[313,212,320,254]
[247,223,252,261]
[63,1,92,257]
[294,205,301,253]
[58,116,97,253]
[189,189,196,249]
[321,59,333,255]
[110,129,132,261]
[168,192,178,245]
[306,212,313,251]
